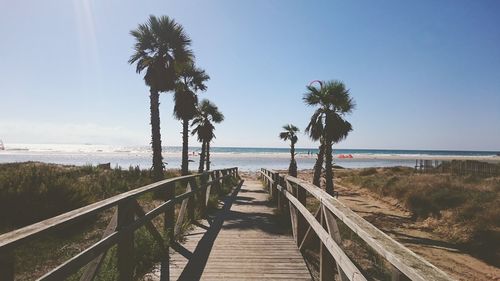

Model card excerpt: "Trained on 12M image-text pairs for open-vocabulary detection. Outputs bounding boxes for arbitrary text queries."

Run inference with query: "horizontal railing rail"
[260,168,453,281]
[0,167,239,281]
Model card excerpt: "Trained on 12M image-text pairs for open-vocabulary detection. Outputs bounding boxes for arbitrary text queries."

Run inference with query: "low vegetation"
[0,162,178,231]
[0,162,239,280]
[337,166,500,264]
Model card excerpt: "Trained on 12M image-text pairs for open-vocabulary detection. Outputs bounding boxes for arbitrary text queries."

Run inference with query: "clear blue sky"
[1,0,499,150]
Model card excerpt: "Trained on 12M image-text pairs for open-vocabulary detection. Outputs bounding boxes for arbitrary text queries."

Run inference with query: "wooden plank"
[286,181,298,242]
[36,171,239,281]
[284,175,454,281]
[276,184,367,281]
[0,167,238,250]
[38,232,119,281]
[117,200,135,281]
[187,180,197,221]
[79,210,118,281]
[164,182,176,241]
[132,201,170,281]
[320,208,335,281]
[299,207,321,251]
[169,179,311,281]
[296,184,307,248]
[133,202,166,252]
[199,172,209,216]
[322,206,349,281]
[174,183,192,236]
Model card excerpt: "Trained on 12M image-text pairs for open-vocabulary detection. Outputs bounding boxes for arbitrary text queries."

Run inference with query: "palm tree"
[304,80,354,195]
[191,99,224,172]
[305,112,325,187]
[174,63,210,175]
[279,124,300,177]
[129,15,192,181]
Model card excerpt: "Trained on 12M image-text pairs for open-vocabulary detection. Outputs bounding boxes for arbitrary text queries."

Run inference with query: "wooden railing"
[0,167,239,281]
[260,168,454,281]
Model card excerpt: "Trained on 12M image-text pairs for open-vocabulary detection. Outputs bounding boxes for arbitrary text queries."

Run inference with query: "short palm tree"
[129,15,192,180]
[304,80,354,195]
[174,63,210,175]
[279,124,300,177]
[191,100,224,172]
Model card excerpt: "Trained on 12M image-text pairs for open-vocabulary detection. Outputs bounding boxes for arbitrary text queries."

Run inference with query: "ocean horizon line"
[2,142,499,154]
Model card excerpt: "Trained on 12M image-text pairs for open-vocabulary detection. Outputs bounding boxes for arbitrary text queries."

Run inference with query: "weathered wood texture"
[0,168,238,281]
[145,179,312,281]
[260,168,454,281]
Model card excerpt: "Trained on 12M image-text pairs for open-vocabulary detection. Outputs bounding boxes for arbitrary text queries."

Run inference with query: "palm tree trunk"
[324,139,334,195]
[289,142,297,177]
[181,118,189,175]
[206,142,211,171]
[313,142,324,187]
[198,141,206,173]
[149,88,164,181]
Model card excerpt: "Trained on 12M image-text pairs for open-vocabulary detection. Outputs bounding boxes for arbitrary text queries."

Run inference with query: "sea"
[0,143,498,171]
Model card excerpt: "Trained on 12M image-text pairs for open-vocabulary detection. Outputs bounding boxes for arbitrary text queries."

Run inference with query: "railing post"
[164,182,175,241]
[0,249,14,281]
[117,199,135,281]
[187,180,196,222]
[271,172,278,201]
[199,172,209,217]
[296,184,307,248]
[278,176,286,213]
[214,171,220,193]
[319,206,335,281]
[160,181,175,280]
[268,172,273,197]
[322,206,349,281]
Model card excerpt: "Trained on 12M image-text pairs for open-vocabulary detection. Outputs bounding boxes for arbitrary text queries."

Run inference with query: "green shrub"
[0,162,159,231]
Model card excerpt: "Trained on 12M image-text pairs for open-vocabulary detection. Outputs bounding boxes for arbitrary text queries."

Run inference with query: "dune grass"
[0,162,179,231]
[337,166,500,264]
[0,162,239,280]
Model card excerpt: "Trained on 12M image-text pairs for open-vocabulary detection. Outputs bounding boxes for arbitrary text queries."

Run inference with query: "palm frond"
[129,15,193,91]
[190,99,223,144]
[303,79,355,144]
[279,132,290,141]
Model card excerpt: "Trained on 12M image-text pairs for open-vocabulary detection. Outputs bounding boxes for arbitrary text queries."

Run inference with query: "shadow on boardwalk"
[177,180,244,280]
[166,179,311,281]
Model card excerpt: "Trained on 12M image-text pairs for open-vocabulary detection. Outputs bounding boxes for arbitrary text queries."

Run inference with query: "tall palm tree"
[129,15,192,180]
[279,124,300,177]
[174,63,210,175]
[304,80,354,195]
[191,100,224,172]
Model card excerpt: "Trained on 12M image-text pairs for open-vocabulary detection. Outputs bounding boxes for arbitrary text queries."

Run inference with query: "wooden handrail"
[0,167,239,281]
[0,167,235,250]
[260,168,454,281]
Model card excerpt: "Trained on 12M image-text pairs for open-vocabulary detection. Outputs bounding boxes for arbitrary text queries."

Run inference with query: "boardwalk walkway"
[147,178,311,280]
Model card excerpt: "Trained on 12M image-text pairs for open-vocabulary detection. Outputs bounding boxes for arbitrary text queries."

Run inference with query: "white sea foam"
[1,143,498,171]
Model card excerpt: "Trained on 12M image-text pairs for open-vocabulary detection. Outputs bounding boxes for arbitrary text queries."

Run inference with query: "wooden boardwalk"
[146,179,312,281]
[1,168,453,281]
